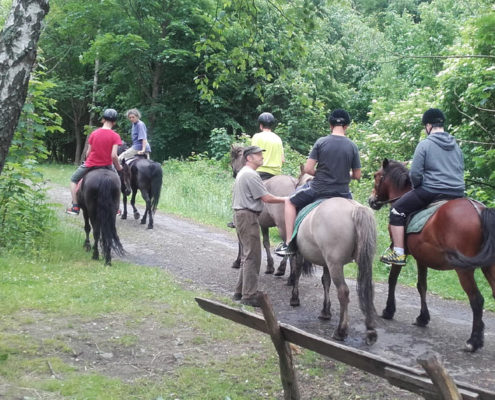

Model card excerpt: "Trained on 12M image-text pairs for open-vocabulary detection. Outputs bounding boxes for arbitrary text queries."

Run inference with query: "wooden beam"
[195,297,495,400]
[417,352,463,400]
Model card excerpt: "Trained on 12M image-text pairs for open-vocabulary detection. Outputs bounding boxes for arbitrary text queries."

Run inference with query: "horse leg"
[260,226,274,274]
[329,264,349,341]
[121,193,128,219]
[83,209,91,252]
[91,219,100,261]
[382,264,402,319]
[456,269,485,352]
[274,255,288,277]
[290,253,303,306]
[285,255,296,286]
[318,266,332,320]
[139,189,151,226]
[414,263,430,327]
[481,264,495,301]
[232,236,241,269]
[131,189,140,220]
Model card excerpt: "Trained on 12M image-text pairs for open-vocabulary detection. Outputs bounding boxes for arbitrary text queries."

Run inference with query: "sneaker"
[380,249,407,266]
[275,242,295,257]
[116,209,121,216]
[240,296,261,307]
[65,205,80,215]
[227,221,236,229]
[232,293,242,301]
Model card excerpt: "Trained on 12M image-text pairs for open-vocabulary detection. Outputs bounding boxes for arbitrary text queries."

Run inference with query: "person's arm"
[303,158,317,176]
[351,168,361,180]
[139,138,148,154]
[137,122,148,154]
[261,194,287,204]
[410,142,425,188]
[111,144,122,171]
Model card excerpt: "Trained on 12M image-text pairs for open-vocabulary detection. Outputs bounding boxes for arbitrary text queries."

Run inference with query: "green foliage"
[207,127,233,160]
[0,71,62,253]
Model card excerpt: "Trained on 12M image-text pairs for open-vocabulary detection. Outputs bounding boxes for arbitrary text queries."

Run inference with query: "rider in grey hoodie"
[380,108,465,266]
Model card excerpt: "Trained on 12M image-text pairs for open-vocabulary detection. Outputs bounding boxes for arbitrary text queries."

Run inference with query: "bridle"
[371,174,403,207]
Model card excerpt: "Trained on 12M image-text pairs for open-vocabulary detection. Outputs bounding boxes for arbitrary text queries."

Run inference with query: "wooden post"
[417,352,462,400]
[257,292,301,400]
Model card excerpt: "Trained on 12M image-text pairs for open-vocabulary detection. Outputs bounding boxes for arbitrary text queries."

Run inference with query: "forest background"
[0,0,494,252]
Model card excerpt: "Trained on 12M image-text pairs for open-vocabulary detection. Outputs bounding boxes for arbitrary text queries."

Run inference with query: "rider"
[66,108,123,215]
[251,112,285,180]
[275,109,361,256]
[380,108,465,266]
[118,108,151,161]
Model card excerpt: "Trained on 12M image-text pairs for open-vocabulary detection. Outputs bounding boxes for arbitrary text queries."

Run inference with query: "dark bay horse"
[368,158,495,352]
[290,197,378,345]
[120,157,163,229]
[230,145,297,275]
[77,168,124,265]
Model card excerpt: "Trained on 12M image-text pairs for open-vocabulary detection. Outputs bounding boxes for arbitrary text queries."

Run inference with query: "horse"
[289,196,378,345]
[77,168,124,265]
[368,158,495,352]
[119,156,163,229]
[230,144,297,275]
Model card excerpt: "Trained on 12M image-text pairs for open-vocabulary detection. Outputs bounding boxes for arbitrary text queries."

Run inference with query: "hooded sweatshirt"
[409,131,465,196]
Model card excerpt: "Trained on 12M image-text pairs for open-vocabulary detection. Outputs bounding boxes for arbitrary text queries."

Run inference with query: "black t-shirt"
[308,135,361,195]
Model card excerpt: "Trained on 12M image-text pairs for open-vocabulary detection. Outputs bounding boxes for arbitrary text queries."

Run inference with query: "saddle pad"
[290,199,324,242]
[407,200,447,234]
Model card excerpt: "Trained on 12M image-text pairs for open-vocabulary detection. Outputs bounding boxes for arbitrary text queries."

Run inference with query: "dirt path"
[49,184,495,394]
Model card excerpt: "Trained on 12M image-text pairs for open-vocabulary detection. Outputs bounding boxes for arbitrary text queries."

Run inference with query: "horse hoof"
[381,308,395,320]
[290,298,300,307]
[365,330,378,346]
[134,213,140,220]
[465,338,483,353]
[318,313,331,321]
[265,267,274,274]
[413,317,429,327]
[147,225,153,229]
[274,270,285,277]
[231,263,240,269]
[121,215,127,220]
[332,330,347,341]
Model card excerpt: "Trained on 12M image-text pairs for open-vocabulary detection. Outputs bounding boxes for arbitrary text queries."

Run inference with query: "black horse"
[77,168,124,265]
[120,157,163,229]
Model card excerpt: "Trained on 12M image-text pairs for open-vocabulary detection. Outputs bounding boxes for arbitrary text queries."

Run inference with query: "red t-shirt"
[85,128,122,167]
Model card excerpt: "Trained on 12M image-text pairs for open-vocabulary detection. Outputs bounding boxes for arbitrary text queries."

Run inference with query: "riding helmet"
[328,109,351,126]
[258,112,276,128]
[102,108,118,122]
[422,108,445,126]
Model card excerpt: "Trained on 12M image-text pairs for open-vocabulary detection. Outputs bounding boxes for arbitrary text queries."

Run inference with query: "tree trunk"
[0,0,50,176]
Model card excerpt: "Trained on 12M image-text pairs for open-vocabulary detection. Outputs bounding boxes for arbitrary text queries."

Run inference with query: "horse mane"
[384,160,411,190]
[230,144,244,160]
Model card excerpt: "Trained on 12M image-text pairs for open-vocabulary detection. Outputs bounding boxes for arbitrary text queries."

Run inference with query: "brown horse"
[230,145,297,275]
[368,158,495,352]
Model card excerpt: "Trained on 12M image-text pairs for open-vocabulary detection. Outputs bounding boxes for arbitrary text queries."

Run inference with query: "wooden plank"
[195,297,495,400]
[385,367,479,400]
[417,352,462,400]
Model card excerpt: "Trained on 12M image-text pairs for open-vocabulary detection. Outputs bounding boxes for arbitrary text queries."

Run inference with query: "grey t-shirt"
[308,134,361,195]
[232,166,268,212]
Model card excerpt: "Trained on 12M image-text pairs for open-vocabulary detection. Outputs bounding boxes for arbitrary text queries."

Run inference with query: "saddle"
[290,199,324,243]
[406,200,448,234]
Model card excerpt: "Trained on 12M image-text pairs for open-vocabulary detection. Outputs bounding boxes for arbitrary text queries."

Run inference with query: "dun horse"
[230,145,297,275]
[77,168,124,265]
[120,157,163,229]
[369,158,495,352]
[290,197,378,345]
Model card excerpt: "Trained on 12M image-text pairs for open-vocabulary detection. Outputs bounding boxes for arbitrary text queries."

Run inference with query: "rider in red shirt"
[66,109,123,215]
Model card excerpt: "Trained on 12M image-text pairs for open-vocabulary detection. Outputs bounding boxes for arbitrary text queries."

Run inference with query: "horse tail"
[447,208,495,268]
[351,205,378,319]
[97,174,124,259]
[149,162,163,213]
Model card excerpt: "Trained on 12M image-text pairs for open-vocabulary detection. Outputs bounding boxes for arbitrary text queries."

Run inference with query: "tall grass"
[39,161,495,311]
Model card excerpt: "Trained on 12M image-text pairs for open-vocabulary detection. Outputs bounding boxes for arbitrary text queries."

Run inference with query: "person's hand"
[138,150,144,154]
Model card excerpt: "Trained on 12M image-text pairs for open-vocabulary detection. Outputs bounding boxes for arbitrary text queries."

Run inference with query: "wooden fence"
[196,293,495,400]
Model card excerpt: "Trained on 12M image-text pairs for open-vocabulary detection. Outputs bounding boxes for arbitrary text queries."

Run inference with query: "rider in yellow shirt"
[251,112,284,180]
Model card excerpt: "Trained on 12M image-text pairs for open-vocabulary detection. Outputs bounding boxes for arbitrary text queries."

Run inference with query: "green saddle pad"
[290,199,324,242]
[407,201,447,234]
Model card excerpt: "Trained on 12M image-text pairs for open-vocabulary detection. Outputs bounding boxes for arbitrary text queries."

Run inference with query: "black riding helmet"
[328,109,351,126]
[422,108,445,126]
[258,112,276,128]
[102,108,118,122]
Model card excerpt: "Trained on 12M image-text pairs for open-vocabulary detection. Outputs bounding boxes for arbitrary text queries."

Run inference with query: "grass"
[39,161,495,311]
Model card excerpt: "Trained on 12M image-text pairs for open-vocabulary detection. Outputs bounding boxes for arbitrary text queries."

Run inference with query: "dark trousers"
[234,209,261,299]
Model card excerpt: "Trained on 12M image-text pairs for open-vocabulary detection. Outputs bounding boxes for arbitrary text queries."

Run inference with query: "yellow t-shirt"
[251,131,284,175]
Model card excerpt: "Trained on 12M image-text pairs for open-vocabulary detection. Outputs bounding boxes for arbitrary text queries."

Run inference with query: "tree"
[0,0,49,176]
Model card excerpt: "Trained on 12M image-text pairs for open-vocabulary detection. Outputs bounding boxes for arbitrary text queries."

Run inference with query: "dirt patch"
[23,184,494,399]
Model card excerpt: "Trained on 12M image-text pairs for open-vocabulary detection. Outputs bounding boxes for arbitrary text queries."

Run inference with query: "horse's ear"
[383,158,389,168]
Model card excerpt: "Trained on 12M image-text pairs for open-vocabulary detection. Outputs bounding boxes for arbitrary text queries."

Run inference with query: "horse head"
[230,144,246,178]
[119,160,132,196]
[368,158,412,210]
[296,164,313,188]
